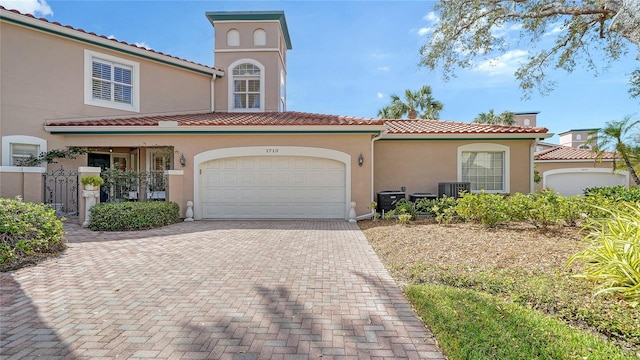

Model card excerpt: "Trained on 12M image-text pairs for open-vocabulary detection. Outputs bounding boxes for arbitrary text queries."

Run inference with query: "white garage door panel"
[545,169,628,196]
[201,156,346,219]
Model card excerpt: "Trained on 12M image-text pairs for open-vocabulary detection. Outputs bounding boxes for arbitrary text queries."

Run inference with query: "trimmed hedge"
[0,198,65,270]
[584,185,640,202]
[89,201,182,231]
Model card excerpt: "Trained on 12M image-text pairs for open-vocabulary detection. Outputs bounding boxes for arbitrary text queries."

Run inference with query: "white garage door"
[544,168,628,196]
[201,156,346,219]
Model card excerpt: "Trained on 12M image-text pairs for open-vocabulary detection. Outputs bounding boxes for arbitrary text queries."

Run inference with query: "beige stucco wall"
[212,21,286,113]
[48,132,376,217]
[374,139,535,196]
[0,20,213,163]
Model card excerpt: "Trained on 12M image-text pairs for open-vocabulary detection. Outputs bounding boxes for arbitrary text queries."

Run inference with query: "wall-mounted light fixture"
[358,153,364,167]
[179,153,186,167]
[109,148,113,153]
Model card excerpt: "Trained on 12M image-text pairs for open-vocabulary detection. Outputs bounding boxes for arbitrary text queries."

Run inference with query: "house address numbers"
[266,148,279,153]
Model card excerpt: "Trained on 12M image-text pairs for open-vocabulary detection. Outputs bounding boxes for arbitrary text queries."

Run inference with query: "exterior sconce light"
[179,153,186,167]
[109,148,113,153]
[358,153,364,167]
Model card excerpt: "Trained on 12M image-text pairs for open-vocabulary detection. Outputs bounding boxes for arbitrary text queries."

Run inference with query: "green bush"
[415,196,458,224]
[0,198,65,268]
[89,201,181,231]
[585,185,640,202]
[456,192,511,228]
[384,198,418,222]
[567,202,640,302]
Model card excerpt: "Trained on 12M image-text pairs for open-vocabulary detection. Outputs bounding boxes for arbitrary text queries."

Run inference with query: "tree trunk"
[621,152,640,185]
[408,108,417,119]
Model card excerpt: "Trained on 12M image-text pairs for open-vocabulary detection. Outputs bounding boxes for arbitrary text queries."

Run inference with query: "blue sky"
[3,0,639,143]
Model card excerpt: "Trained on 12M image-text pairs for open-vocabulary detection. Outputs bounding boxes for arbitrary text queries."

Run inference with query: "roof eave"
[379,133,553,140]
[44,124,386,134]
[1,8,224,77]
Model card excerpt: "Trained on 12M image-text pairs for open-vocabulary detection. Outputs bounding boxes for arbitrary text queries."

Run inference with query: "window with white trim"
[233,63,261,109]
[458,143,510,193]
[227,29,240,46]
[84,50,140,112]
[2,135,47,166]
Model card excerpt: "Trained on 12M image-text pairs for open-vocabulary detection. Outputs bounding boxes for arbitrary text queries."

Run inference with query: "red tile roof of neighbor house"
[383,119,549,134]
[0,6,224,74]
[45,112,551,134]
[534,146,618,161]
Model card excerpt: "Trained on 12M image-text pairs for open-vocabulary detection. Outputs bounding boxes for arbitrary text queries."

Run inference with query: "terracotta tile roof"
[383,119,549,134]
[45,111,385,127]
[0,6,224,73]
[535,146,618,161]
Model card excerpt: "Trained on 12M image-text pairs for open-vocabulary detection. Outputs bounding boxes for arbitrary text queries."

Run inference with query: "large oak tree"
[420,0,640,98]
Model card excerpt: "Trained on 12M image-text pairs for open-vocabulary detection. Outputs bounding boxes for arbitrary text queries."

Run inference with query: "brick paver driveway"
[1,220,444,359]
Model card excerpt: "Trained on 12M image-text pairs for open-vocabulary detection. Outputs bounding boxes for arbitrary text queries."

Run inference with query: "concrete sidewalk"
[0,220,444,359]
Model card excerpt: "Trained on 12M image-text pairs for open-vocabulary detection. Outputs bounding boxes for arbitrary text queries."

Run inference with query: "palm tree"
[592,116,640,185]
[474,109,515,125]
[377,85,443,119]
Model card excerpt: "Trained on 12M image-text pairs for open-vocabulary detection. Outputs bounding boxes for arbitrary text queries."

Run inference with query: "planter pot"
[84,184,99,191]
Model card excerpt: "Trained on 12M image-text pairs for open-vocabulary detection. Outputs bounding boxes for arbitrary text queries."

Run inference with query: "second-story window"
[84,50,140,112]
[233,63,261,109]
[92,59,133,105]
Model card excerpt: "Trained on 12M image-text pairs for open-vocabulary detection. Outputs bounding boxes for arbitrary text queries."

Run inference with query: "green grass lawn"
[407,284,637,360]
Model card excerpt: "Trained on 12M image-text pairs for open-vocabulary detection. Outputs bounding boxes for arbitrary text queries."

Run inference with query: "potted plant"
[80,175,104,191]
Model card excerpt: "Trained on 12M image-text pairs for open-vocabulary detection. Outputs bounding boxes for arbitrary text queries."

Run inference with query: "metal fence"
[43,167,79,216]
[101,169,167,203]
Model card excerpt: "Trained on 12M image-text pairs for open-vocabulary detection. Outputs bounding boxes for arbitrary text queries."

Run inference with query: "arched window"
[576,134,582,140]
[227,29,240,46]
[232,62,262,110]
[253,29,266,46]
[523,118,531,126]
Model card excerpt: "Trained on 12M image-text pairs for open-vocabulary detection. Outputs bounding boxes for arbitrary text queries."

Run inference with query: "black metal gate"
[43,167,79,216]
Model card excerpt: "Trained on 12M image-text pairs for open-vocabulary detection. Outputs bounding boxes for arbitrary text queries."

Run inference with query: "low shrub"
[585,185,640,202]
[567,202,640,302]
[384,198,418,222]
[0,198,65,270]
[89,201,181,231]
[456,192,511,228]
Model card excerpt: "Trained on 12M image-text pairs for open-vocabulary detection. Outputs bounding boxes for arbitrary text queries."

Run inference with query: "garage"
[543,168,629,196]
[200,156,346,219]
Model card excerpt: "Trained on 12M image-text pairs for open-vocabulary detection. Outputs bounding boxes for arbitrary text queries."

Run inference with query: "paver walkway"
[1,220,444,359]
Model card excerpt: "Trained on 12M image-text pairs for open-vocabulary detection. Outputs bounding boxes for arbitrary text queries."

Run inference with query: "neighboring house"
[513,112,539,127]
[558,128,599,149]
[0,7,551,221]
[534,146,629,196]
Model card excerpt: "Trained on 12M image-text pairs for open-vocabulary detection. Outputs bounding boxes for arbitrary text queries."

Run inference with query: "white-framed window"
[253,28,266,46]
[228,59,265,112]
[227,29,240,46]
[457,143,510,193]
[84,50,140,112]
[2,135,47,166]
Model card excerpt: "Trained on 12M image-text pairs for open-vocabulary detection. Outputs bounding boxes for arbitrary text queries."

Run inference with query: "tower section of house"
[558,129,599,148]
[513,112,539,127]
[207,11,292,113]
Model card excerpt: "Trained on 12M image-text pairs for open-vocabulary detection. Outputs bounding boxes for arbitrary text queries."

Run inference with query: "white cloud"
[107,34,117,40]
[377,66,390,72]
[474,49,529,76]
[544,22,565,36]
[423,12,439,23]
[0,0,52,16]
[134,41,152,50]
[377,92,384,99]
[417,27,431,36]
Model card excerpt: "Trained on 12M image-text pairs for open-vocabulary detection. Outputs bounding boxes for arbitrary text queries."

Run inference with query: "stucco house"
[534,145,630,196]
[0,7,551,221]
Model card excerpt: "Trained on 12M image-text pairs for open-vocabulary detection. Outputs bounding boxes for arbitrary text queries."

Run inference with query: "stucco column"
[165,170,185,216]
[21,167,46,203]
[78,167,101,226]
